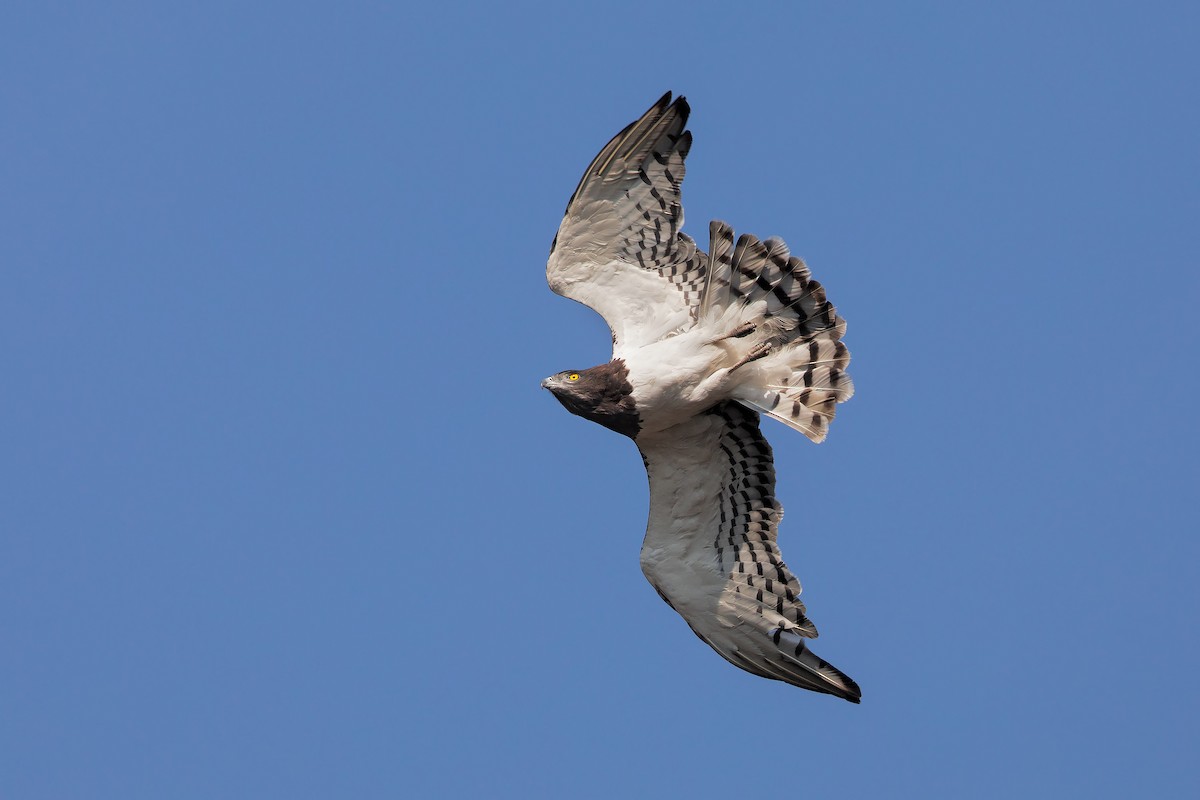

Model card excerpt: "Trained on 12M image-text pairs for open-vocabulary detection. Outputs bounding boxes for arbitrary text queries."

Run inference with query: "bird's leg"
[689,340,772,404]
[728,342,771,373]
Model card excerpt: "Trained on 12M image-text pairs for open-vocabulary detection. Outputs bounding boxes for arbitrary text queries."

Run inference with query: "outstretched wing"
[636,402,861,702]
[547,92,708,353]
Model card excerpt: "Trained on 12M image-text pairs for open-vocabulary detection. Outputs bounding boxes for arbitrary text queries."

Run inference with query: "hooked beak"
[540,377,553,390]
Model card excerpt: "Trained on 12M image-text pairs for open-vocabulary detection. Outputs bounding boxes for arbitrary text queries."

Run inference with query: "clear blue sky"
[2,2,1197,797]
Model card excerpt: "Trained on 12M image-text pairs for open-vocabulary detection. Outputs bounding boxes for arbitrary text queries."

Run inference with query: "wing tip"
[813,654,863,704]
[653,89,687,109]
[780,640,863,703]
[649,90,691,132]
[671,92,690,119]
[835,671,863,704]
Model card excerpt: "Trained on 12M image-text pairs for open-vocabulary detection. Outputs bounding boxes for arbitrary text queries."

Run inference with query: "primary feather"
[542,93,859,702]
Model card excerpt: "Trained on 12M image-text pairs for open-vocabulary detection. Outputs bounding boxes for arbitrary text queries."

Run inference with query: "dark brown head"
[541,360,641,438]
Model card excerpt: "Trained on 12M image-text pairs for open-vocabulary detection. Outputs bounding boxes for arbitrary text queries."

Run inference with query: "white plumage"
[542,93,860,702]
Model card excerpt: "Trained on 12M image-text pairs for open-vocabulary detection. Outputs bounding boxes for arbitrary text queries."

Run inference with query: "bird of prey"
[541,92,860,703]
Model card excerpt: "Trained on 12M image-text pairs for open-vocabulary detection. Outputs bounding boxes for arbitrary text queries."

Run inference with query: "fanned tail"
[700,221,853,442]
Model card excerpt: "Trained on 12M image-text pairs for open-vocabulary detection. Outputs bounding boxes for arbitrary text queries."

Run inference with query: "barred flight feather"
[547,93,709,351]
[638,403,858,702]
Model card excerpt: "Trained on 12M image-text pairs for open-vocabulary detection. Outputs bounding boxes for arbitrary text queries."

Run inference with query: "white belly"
[622,331,731,434]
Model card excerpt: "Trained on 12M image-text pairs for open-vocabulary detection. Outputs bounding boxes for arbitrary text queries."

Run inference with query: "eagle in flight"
[542,93,860,703]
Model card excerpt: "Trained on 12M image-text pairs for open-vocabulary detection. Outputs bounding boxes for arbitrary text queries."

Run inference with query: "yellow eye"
[567,373,580,381]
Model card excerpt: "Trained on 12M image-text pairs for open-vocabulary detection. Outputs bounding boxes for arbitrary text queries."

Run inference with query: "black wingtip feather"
[673,94,690,119]
[826,662,863,704]
[676,129,693,159]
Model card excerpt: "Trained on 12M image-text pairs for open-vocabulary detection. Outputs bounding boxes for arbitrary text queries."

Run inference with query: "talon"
[729,322,756,339]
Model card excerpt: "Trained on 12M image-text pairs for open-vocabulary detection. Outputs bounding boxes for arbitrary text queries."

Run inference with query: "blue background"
[3,2,1197,797]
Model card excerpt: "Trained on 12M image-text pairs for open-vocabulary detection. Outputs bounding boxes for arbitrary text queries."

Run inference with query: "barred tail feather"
[701,221,844,343]
[699,220,735,317]
[739,337,854,443]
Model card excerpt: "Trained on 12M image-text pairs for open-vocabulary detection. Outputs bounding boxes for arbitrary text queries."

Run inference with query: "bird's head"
[541,369,582,388]
[540,369,596,411]
[540,361,640,438]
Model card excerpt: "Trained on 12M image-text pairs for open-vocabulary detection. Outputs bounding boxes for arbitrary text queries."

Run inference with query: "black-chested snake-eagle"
[542,93,860,702]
